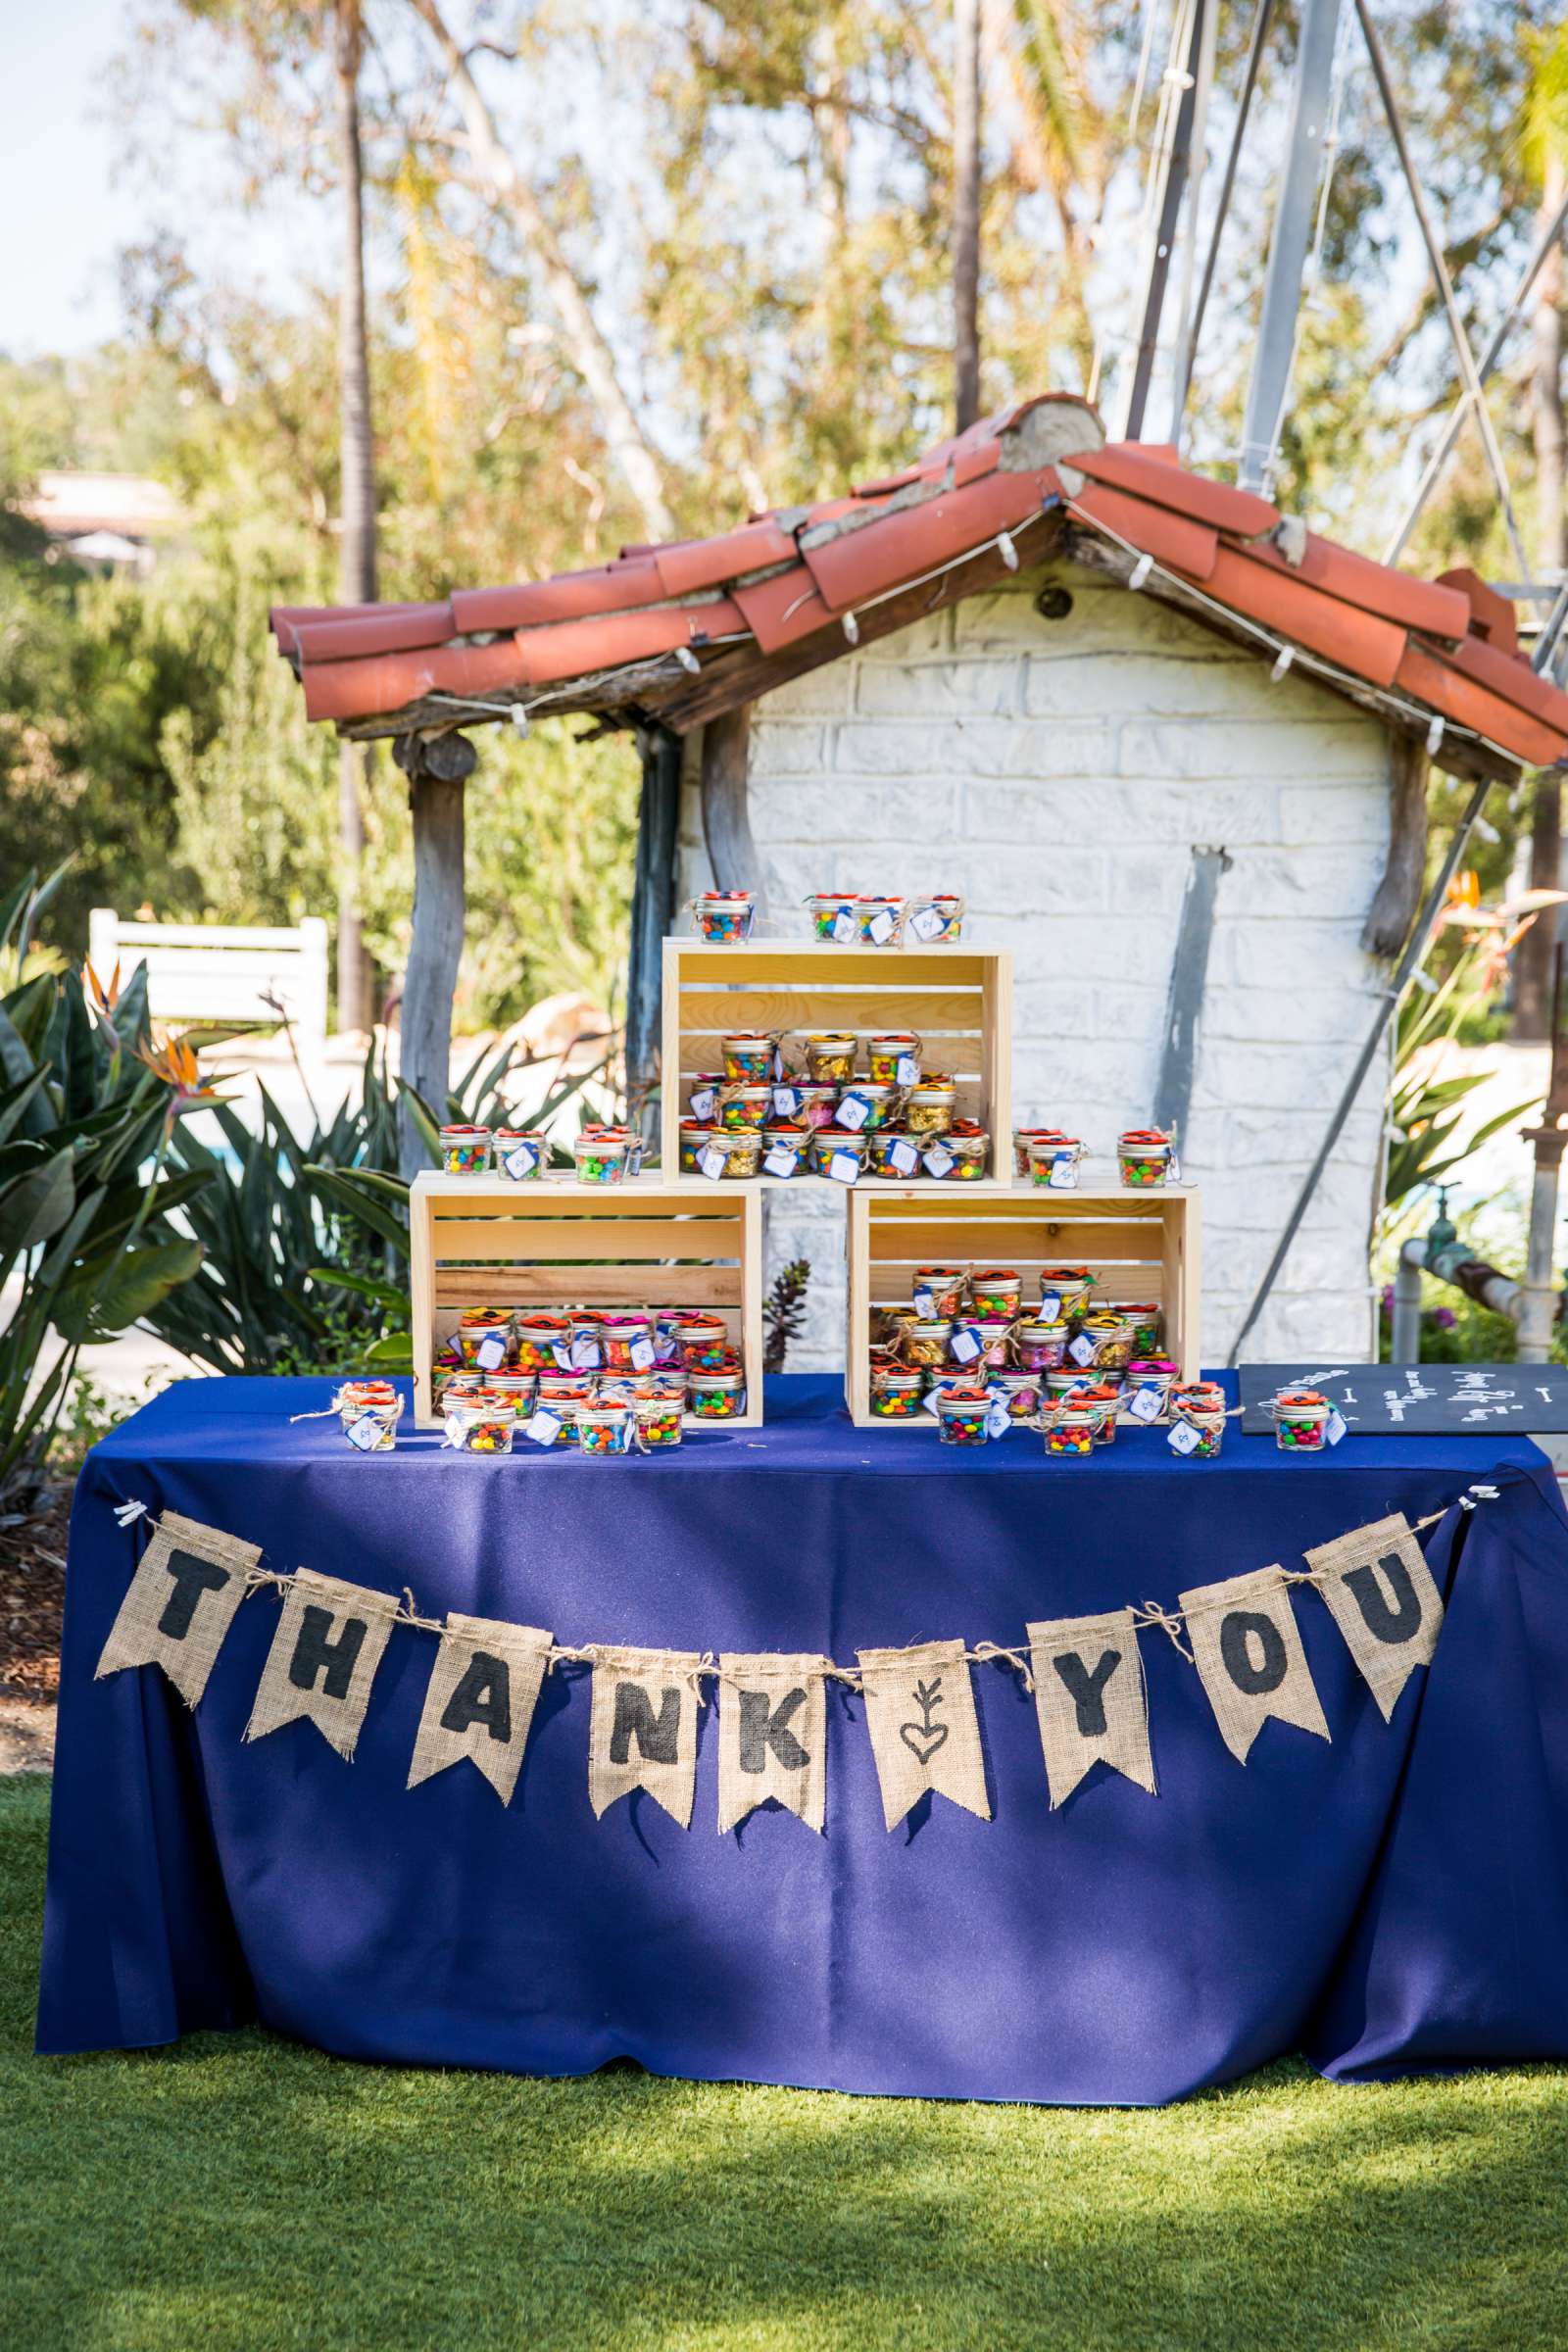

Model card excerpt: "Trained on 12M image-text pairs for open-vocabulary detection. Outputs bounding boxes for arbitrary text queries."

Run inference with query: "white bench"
[88,911,330,1048]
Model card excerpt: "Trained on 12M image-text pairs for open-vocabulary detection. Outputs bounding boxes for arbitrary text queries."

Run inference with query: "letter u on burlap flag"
[244,1569,399,1760]
[1303,1511,1445,1722]
[1178,1567,1331,1765]
[587,1646,705,1827]
[408,1615,553,1804]
[856,1639,991,1831]
[716,1654,829,1834]
[95,1510,260,1708]
[1025,1608,1156,1806]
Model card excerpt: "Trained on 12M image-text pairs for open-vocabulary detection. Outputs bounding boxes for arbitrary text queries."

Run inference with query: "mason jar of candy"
[675,1312,730,1369]
[937,1392,990,1446]
[809,1126,869,1183]
[336,1383,403,1452]
[906,892,964,944]
[869,1367,925,1419]
[912,1265,966,1318]
[867,1032,921,1087]
[1012,1126,1071,1177]
[1042,1399,1097,1457]
[444,1401,516,1455]
[631,1396,684,1449]
[688,1361,747,1419]
[494,1127,546,1182]
[1171,1382,1228,1457]
[1117,1128,1173,1188]
[1275,1389,1330,1451]
[905,1078,957,1135]
[804,892,862,943]
[577,1402,633,1457]
[678,1119,713,1173]
[720,1032,777,1083]
[719,1124,764,1178]
[439,1123,492,1175]
[1011,1319,1069,1373]
[717,1082,771,1133]
[803,1032,858,1085]
[900,1317,952,1368]
[689,890,757,943]
[1077,1309,1132,1370]
[761,1123,809,1177]
[994,1371,1042,1420]
[458,1308,514,1372]
[836,1083,896,1134]
[939,1124,989,1180]
[1038,1266,1095,1322]
[574,1130,630,1185]
[856,895,906,946]
[865,1129,923,1180]
[1027,1136,1085,1190]
[1079,1382,1121,1446]
[1125,1358,1177,1419]
[971,1316,1014,1370]
[970,1268,1021,1319]
[598,1313,655,1373]
[794,1083,840,1130]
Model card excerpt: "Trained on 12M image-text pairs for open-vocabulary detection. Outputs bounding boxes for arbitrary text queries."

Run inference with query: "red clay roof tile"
[1245,536,1469,642]
[1194,544,1409,688]
[802,466,1050,612]
[1396,641,1563,765]
[1068,482,1219,582]
[652,521,797,599]
[511,599,745,686]
[1446,635,1568,733]
[451,564,663,635]
[730,565,833,654]
[291,605,457,663]
[303,637,529,724]
[1073,446,1281,539]
[1436,566,1518,655]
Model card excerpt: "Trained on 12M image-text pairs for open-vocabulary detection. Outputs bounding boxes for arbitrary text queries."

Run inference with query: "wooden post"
[393,730,474,1176]
[699,703,757,896]
[625,724,682,1139]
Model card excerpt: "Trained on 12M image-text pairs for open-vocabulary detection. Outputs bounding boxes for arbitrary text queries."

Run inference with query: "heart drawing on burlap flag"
[857,1645,989,1828]
[899,1676,950,1765]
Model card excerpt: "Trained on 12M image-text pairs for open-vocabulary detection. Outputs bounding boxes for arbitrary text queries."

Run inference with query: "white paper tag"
[1128,1385,1163,1424]
[950,1327,981,1364]
[1038,1290,1061,1324]
[570,1336,602,1371]
[888,1138,919,1176]
[1169,1151,1183,1183]
[443,1417,466,1449]
[1325,1408,1348,1446]
[551,1343,574,1371]
[526,1409,562,1447]
[909,905,944,942]
[699,1145,728,1181]
[1068,1334,1097,1368]
[985,1403,1011,1440]
[923,1145,955,1178]
[922,1387,944,1417]
[764,1145,798,1177]
[912,1286,935,1319]
[476,1334,507,1371]
[828,1150,859,1185]
[895,1054,919,1087]
[772,1085,802,1117]
[771,1047,785,1080]
[504,1143,539,1180]
[831,907,856,942]
[347,1412,383,1451]
[1049,1152,1078,1191]
[867,908,895,944]
[1167,1419,1200,1455]
[836,1093,869,1132]
[690,1087,716,1121]
[630,1336,656,1371]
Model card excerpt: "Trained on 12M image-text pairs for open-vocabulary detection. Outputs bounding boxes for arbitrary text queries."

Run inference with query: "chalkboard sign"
[1238,1362,1568,1435]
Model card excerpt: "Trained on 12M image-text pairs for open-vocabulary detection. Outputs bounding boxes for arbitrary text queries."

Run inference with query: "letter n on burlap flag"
[408,1615,553,1804]
[1303,1512,1445,1721]
[716,1654,829,1834]
[1025,1608,1156,1806]
[1178,1567,1330,1765]
[244,1569,399,1760]
[587,1646,705,1828]
[95,1510,259,1707]
[856,1640,991,1831]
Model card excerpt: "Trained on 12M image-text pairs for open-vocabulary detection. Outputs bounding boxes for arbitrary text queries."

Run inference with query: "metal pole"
[1165,0,1219,444]
[1391,1240,1425,1361]
[1238,0,1344,493]
[1125,0,1207,442]
[1519,943,1568,1361]
[1187,0,1276,385]
[1354,0,1533,588]
[1383,176,1568,567]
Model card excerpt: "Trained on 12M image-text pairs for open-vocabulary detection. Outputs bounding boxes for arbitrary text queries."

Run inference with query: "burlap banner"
[717,1653,830,1834]
[1303,1511,1446,1722]
[1026,1608,1156,1806]
[587,1646,706,1827]
[244,1568,399,1759]
[1179,1566,1332,1765]
[95,1509,259,1708]
[857,1639,991,1831]
[408,1614,553,1803]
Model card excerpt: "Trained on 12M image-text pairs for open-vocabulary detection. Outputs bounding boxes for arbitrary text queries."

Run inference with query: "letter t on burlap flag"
[408,1615,553,1804]
[1178,1567,1331,1765]
[1303,1512,1445,1722]
[1025,1609,1156,1806]
[856,1640,991,1831]
[587,1646,706,1827]
[95,1510,259,1708]
[716,1654,829,1833]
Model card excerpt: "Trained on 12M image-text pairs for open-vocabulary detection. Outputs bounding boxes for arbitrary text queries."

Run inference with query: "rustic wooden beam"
[700,704,757,896]
[625,725,682,1140]
[1362,732,1431,957]
[393,729,475,1177]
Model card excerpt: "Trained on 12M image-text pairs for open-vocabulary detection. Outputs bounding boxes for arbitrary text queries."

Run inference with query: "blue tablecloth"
[37,1373,1568,2105]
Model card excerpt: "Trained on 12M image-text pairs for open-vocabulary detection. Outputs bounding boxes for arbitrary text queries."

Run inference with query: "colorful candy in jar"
[577,1402,633,1457]
[1045,1366,1095,1407]
[937,1392,990,1446]
[597,1313,654,1373]
[494,1126,546,1182]
[445,1402,516,1454]
[336,1381,402,1451]
[1076,1310,1128,1369]
[906,891,964,944]
[994,1371,1042,1420]
[912,1265,966,1318]
[904,1077,956,1135]
[1171,1382,1227,1457]
[809,1125,869,1181]
[836,1082,896,1134]
[1010,1319,1069,1374]
[869,1367,925,1418]
[631,1396,683,1449]
[1078,1382,1121,1446]
[574,1128,631,1185]
[1275,1388,1330,1451]
[689,890,757,943]
[1109,1302,1164,1357]
[1026,1135,1084,1190]
[900,1317,952,1368]
[458,1308,514,1372]
[969,1267,1021,1319]
[865,1128,923,1179]
[1039,1266,1095,1321]
[803,1032,858,1085]
[761,1122,809,1177]
[1125,1358,1177,1419]
[793,1083,840,1131]
[1012,1126,1071,1178]
[510,1312,568,1373]
[720,1031,777,1084]
[678,1119,712,1173]
[718,1082,771,1133]
[856,895,905,946]
[720,1124,764,1178]
[867,1032,921,1087]
[804,892,863,943]
[939,1121,989,1180]
[1042,1400,1097,1457]
[688,1360,747,1418]
[439,1123,492,1175]
[1117,1128,1173,1189]
[970,1316,1014,1369]
[675,1312,730,1370]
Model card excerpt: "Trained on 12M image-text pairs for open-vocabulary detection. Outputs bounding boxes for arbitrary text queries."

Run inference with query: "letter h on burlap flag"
[95,1510,260,1708]
[857,1640,991,1831]
[244,1569,399,1760]
[408,1615,553,1804]
[1303,1511,1445,1721]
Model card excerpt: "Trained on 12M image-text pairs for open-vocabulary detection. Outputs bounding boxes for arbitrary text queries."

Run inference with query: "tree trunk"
[952,0,982,431]
[1516,155,1566,1043]
[404,0,676,544]
[333,0,375,1037]
[398,759,469,1177]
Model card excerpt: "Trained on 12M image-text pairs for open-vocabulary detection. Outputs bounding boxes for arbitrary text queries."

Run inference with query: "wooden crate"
[660,938,1012,1180]
[845,1179,1201,1426]
[410,1173,763,1427]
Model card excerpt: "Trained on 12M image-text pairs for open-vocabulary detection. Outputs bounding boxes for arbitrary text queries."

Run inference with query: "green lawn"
[5,1776,1568,2351]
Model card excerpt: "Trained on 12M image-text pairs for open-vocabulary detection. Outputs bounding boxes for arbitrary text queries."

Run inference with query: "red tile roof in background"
[270,393,1568,771]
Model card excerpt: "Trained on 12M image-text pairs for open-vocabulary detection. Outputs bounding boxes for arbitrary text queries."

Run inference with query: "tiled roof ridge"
[270,392,1568,770]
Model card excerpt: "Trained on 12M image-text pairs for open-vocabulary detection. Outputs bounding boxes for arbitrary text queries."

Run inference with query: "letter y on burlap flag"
[408,1615,553,1804]
[1026,1608,1156,1806]
[244,1570,399,1760]
[95,1511,259,1708]
[857,1640,991,1831]
[717,1654,829,1833]
[587,1646,705,1827]
[1178,1567,1330,1765]
[1303,1512,1445,1721]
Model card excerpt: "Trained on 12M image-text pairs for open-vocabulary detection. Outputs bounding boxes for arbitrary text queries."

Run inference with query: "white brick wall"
[675,564,1393,1372]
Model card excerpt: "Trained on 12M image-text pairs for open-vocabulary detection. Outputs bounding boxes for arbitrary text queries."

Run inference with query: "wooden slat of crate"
[845,1183,1201,1425]
[410,1173,762,1427]
[661,937,1011,1173]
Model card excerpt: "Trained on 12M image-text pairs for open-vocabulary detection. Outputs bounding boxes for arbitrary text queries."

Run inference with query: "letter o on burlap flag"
[408,1615,553,1804]
[1025,1608,1156,1807]
[244,1569,399,1760]
[587,1646,705,1827]
[95,1510,260,1708]
[717,1654,829,1834]
[1303,1511,1445,1721]
[1178,1567,1330,1765]
[856,1640,991,1831]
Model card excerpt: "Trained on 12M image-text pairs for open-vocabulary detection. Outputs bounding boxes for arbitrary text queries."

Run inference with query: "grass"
[5,1778,1568,2351]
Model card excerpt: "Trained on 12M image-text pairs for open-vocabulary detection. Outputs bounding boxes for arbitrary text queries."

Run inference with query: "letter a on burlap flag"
[95,1510,259,1708]
[587,1646,705,1827]
[244,1569,399,1760]
[1025,1608,1156,1806]
[408,1615,553,1804]
[716,1654,829,1834]
[1178,1567,1331,1765]
[1303,1512,1445,1722]
[856,1639,991,1831]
